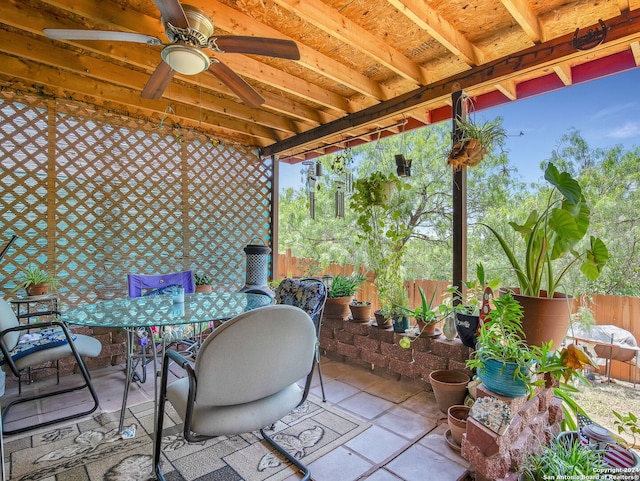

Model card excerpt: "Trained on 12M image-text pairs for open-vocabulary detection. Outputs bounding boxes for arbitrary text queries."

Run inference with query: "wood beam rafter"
[387,0,482,66]
[500,0,543,43]
[263,10,640,158]
[272,0,429,86]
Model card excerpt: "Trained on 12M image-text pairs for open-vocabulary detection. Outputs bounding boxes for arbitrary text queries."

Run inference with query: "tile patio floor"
[1,355,471,481]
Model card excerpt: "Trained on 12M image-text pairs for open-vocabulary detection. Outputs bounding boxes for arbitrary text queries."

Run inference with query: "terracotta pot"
[429,370,470,413]
[324,296,353,320]
[349,302,371,323]
[27,283,48,296]
[417,320,437,337]
[373,309,392,329]
[195,284,213,293]
[447,405,470,445]
[503,288,573,349]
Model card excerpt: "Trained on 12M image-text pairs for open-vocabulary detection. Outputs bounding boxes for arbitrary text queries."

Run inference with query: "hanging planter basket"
[447,139,487,171]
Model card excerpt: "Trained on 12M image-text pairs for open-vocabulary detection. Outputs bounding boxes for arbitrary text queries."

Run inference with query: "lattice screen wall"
[0,92,273,307]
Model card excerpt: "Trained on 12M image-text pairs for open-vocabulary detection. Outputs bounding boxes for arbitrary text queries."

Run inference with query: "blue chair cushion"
[0,327,76,364]
[275,279,326,322]
[143,284,182,297]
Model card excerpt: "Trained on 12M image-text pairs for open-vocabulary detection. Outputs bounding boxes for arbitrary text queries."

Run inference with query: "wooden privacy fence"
[277,250,640,383]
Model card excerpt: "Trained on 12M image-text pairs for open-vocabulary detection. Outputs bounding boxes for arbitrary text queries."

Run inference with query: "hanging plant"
[447,116,506,171]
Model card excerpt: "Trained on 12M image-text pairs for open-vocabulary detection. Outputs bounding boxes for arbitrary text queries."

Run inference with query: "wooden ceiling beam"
[553,64,573,86]
[500,0,543,43]
[263,10,640,157]
[194,0,395,100]
[0,54,274,145]
[271,0,429,85]
[387,0,482,66]
[10,0,351,118]
[0,28,299,136]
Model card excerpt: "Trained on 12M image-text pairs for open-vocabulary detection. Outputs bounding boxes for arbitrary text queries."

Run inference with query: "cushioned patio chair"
[275,277,328,401]
[153,304,315,481]
[0,298,102,435]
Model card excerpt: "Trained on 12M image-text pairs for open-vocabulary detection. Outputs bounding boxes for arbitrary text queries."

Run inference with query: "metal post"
[451,88,467,305]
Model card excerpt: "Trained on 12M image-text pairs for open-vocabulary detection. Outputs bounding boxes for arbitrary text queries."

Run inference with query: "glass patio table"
[60,292,273,433]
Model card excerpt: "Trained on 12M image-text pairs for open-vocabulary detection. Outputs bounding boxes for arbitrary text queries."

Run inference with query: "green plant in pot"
[12,265,60,296]
[466,291,544,398]
[398,287,440,348]
[349,299,372,323]
[452,263,501,348]
[324,273,366,320]
[482,162,609,348]
[350,170,409,329]
[447,116,506,171]
[518,435,608,481]
[194,273,213,293]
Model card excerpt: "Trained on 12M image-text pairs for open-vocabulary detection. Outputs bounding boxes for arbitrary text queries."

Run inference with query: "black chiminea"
[239,243,274,298]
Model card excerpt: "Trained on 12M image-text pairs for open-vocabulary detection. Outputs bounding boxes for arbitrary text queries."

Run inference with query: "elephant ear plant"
[483,162,609,297]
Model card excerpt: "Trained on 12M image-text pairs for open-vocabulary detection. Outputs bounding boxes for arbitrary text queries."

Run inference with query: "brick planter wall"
[320,313,473,388]
[461,381,564,481]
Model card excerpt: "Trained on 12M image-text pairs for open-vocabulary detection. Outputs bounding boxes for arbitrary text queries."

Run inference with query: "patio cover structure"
[1,0,640,302]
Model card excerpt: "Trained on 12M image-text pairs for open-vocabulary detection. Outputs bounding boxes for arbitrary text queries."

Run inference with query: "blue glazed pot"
[477,358,530,398]
[392,315,410,333]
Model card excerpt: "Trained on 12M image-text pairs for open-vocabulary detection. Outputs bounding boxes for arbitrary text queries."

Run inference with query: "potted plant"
[352,171,402,207]
[482,162,609,348]
[398,286,440,348]
[452,263,501,348]
[466,290,543,398]
[349,299,372,323]
[447,116,506,171]
[519,435,608,481]
[324,273,367,319]
[350,171,409,329]
[12,265,59,296]
[194,273,213,293]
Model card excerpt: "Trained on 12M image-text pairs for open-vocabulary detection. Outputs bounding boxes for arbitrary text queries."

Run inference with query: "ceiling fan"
[43,0,300,108]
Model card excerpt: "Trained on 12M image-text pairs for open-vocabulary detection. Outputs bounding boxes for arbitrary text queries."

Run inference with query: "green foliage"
[12,265,59,293]
[454,116,507,149]
[466,291,587,396]
[482,162,609,297]
[194,273,212,285]
[451,263,501,315]
[612,410,639,447]
[328,273,366,298]
[519,436,608,481]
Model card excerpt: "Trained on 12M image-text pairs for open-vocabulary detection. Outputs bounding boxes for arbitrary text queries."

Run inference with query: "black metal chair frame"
[153,307,314,481]
[0,320,100,436]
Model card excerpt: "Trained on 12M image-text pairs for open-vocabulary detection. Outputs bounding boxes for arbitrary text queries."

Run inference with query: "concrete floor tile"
[374,406,437,440]
[337,391,395,420]
[345,425,412,464]
[386,444,468,481]
[361,469,404,481]
[316,379,361,403]
[307,446,374,481]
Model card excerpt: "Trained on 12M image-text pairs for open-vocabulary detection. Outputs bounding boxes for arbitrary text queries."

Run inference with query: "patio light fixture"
[161,45,210,75]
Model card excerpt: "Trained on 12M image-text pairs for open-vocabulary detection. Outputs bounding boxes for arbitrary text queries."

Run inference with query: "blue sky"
[279,68,640,190]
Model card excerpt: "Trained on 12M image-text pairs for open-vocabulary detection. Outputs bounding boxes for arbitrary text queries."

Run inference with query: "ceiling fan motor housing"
[163,4,214,47]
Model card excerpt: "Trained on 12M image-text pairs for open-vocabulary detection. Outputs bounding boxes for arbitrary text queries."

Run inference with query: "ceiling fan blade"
[212,36,300,60]
[207,60,265,108]
[153,0,189,29]
[141,62,175,99]
[44,29,163,46]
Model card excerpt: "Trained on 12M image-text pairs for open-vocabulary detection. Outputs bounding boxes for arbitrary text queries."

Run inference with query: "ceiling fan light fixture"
[161,45,210,75]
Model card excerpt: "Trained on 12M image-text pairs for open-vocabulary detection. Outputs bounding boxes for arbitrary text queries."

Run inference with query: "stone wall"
[461,380,564,481]
[320,314,473,387]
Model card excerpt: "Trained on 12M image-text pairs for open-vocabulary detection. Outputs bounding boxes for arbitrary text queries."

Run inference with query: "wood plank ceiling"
[1,0,639,164]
